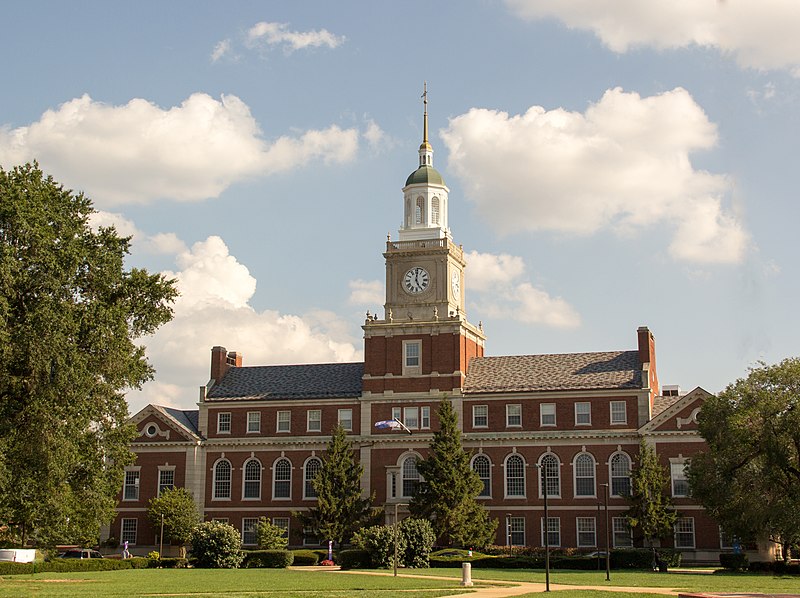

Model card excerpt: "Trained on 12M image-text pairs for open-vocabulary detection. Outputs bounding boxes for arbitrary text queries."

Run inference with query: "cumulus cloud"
[246,21,345,53]
[505,0,800,74]
[467,250,580,328]
[442,87,749,264]
[211,39,233,62]
[0,93,359,207]
[89,210,188,255]
[348,279,384,305]
[127,236,361,414]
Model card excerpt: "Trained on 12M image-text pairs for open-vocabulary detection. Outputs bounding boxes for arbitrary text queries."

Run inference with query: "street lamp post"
[159,513,165,558]
[601,483,610,581]
[505,514,512,555]
[535,463,550,593]
[393,502,408,577]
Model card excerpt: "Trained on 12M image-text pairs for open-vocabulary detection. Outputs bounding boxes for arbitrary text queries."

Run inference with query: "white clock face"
[403,266,430,294]
[451,271,460,298]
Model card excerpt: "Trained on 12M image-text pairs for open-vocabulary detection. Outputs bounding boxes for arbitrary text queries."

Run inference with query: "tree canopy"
[625,438,677,546]
[0,163,176,545]
[147,487,200,557]
[687,358,800,558]
[410,398,497,548]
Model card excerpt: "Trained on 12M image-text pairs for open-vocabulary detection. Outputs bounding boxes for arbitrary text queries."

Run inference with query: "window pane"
[575,402,591,425]
[121,519,137,544]
[158,470,175,496]
[274,459,291,498]
[214,461,231,499]
[242,518,258,545]
[305,458,321,499]
[575,454,595,496]
[404,407,419,429]
[421,406,430,429]
[473,455,491,497]
[506,455,525,496]
[507,404,521,426]
[540,455,560,497]
[509,517,525,546]
[473,405,488,427]
[247,412,261,433]
[611,454,631,497]
[610,401,627,424]
[217,412,231,433]
[402,457,420,497]
[277,411,291,432]
[307,410,321,432]
[540,403,556,426]
[577,517,596,547]
[124,471,140,500]
[675,517,695,548]
[338,409,353,431]
[405,342,420,367]
[243,460,261,499]
[613,517,633,548]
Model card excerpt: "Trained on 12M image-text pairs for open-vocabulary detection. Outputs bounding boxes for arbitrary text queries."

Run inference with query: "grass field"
[1,566,798,598]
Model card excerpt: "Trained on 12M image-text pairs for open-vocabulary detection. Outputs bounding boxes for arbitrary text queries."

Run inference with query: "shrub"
[338,548,371,569]
[720,552,749,571]
[353,525,404,568]
[243,549,294,568]
[159,557,189,569]
[256,517,288,550]
[399,518,435,568]
[147,551,160,560]
[290,549,319,565]
[190,521,244,568]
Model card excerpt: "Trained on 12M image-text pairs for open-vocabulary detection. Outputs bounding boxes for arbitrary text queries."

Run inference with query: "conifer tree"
[296,424,381,546]
[626,439,677,547]
[410,398,497,548]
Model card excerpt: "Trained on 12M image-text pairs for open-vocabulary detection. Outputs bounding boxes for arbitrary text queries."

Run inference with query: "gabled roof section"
[129,404,201,442]
[640,386,712,434]
[205,362,364,401]
[464,351,641,394]
[160,407,199,435]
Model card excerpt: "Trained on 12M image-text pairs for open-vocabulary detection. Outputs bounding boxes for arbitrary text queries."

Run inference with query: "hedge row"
[429,549,681,571]
[748,560,800,575]
[242,550,294,568]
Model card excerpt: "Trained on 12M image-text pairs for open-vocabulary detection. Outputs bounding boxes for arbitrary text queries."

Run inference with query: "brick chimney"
[210,346,242,384]
[637,326,660,397]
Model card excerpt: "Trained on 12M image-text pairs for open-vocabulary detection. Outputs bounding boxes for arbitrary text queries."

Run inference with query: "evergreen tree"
[626,439,677,546]
[297,424,381,545]
[147,487,200,558]
[410,398,497,548]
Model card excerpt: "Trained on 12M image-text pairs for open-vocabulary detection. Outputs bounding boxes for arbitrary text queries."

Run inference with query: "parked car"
[59,549,104,559]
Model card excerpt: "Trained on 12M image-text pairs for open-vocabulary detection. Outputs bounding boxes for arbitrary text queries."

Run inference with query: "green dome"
[405,165,445,187]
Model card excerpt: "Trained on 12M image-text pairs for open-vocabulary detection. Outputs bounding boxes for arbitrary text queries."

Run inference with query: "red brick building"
[113,99,734,562]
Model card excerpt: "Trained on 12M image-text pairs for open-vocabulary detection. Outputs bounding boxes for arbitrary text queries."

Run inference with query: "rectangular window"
[506,404,522,427]
[612,517,633,548]
[674,517,696,549]
[421,406,430,429]
[541,517,561,547]
[508,517,525,546]
[242,518,259,546]
[212,517,229,524]
[575,402,591,425]
[121,518,138,545]
[392,407,401,421]
[123,470,140,501]
[576,517,597,548]
[671,462,690,497]
[247,411,261,433]
[403,340,421,375]
[273,517,290,539]
[610,401,627,424]
[473,405,488,427]
[277,410,291,433]
[307,409,322,432]
[404,407,419,429]
[158,469,175,496]
[540,403,556,426]
[338,408,353,431]
[217,412,231,434]
[303,527,321,547]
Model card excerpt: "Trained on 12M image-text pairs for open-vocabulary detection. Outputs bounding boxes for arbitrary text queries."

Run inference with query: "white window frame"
[121,518,138,545]
[471,454,491,498]
[403,406,419,429]
[212,459,232,500]
[421,406,430,429]
[277,410,291,433]
[157,467,175,497]
[307,409,322,432]
[338,408,353,431]
[401,456,421,498]
[504,454,526,498]
[541,516,561,547]
[473,404,488,428]
[403,340,422,375]
[612,517,633,548]
[575,402,591,426]
[609,452,632,498]
[540,403,556,426]
[392,406,401,421]
[304,457,322,500]
[573,453,596,498]
[506,404,522,427]
[247,411,261,434]
[670,461,690,497]
[538,453,561,499]
[576,517,597,548]
[273,517,290,539]
[508,516,525,546]
[123,468,140,501]
[242,517,259,546]
[242,458,262,500]
[610,401,627,425]
[217,412,231,434]
[674,517,696,549]
[273,458,292,500]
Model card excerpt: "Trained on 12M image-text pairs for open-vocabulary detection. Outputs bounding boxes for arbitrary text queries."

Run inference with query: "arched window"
[402,456,420,497]
[243,458,261,499]
[213,459,231,500]
[472,454,491,497]
[405,196,411,226]
[505,454,525,497]
[415,197,424,224]
[539,454,561,498]
[574,453,596,497]
[431,197,440,225]
[273,458,291,499]
[610,453,631,497]
[304,457,322,499]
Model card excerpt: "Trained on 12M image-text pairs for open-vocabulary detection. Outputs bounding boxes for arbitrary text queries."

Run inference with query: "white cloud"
[246,21,345,53]
[442,87,749,264]
[467,250,581,329]
[363,119,392,152]
[128,236,361,414]
[348,279,384,305]
[505,0,800,74]
[0,93,359,207]
[211,39,233,62]
[89,211,188,255]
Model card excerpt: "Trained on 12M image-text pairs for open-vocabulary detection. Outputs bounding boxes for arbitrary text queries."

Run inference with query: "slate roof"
[464,351,642,394]
[206,362,364,401]
[162,407,200,435]
[652,395,683,417]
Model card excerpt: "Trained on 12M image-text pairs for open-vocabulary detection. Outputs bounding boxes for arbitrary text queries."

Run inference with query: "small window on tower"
[403,341,422,376]
[431,197,440,225]
[415,197,424,224]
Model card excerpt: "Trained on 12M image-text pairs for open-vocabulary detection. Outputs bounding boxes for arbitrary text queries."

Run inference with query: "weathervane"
[422,81,428,145]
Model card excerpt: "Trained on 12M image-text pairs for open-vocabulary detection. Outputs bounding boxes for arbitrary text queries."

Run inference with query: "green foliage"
[296,425,382,546]
[625,439,677,545]
[255,516,288,549]
[719,552,749,571]
[337,548,371,569]
[147,487,200,556]
[147,551,160,560]
[688,358,800,558]
[0,163,177,546]
[242,549,294,568]
[399,517,435,568]
[352,524,404,569]
[290,549,319,565]
[409,399,497,548]
[189,521,244,568]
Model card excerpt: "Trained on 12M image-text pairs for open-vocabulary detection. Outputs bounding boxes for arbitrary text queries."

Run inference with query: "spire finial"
[422,81,429,145]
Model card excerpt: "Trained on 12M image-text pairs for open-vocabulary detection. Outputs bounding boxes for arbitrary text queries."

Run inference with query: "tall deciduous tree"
[410,398,497,548]
[147,487,200,557]
[688,358,800,559]
[0,163,176,546]
[296,425,381,546]
[626,439,677,547]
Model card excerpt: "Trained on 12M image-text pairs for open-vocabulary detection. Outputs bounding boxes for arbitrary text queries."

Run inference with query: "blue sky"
[2,1,798,414]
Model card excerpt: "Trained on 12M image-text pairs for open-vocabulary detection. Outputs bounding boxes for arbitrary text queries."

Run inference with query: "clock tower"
[362,86,485,396]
